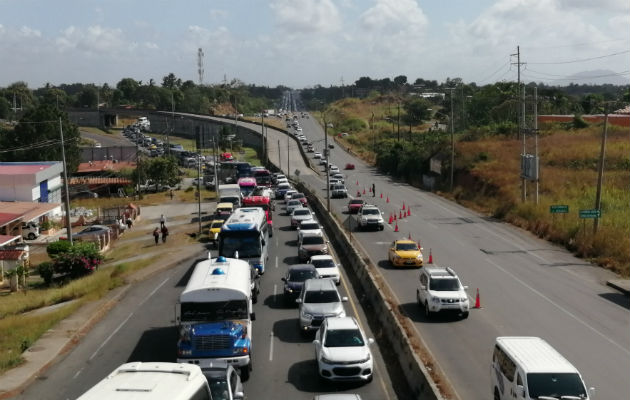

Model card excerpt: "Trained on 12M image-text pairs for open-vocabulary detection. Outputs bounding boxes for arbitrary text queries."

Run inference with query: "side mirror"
[312,339,320,346]
[261,239,266,246]
[368,338,375,345]
[342,296,349,302]
[281,277,287,282]
[250,312,256,321]
[295,298,302,304]
[234,392,244,400]
[463,285,469,290]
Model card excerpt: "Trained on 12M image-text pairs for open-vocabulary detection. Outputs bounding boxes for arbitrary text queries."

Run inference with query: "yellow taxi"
[208,219,224,242]
[388,239,423,268]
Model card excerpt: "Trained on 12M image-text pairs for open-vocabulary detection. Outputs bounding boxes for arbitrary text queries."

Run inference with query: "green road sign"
[579,209,601,219]
[550,205,569,214]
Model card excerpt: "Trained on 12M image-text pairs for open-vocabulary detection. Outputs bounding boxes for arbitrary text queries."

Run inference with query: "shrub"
[47,240,72,259]
[52,242,104,279]
[37,262,54,285]
[40,220,52,231]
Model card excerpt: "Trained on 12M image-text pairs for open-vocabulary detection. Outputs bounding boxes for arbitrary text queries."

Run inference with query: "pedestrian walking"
[126,217,133,229]
[169,189,174,200]
[160,214,166,228]
[161,225,169,243]
[153,227,160,245]
[372,183,376,197]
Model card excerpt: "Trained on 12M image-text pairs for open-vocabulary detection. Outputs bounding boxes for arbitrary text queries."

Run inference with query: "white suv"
[416,266,469,319]
[356,205,384,231]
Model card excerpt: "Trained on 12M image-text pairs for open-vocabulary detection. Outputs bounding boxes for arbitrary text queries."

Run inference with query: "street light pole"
[445,88,456,191]
[324,112,330,211]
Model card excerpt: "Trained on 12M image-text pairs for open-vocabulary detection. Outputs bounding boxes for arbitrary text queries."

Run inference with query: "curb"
[606,279,630,296]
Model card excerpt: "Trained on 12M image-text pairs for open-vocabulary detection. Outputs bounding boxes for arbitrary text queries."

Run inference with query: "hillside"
[322,96,630,276]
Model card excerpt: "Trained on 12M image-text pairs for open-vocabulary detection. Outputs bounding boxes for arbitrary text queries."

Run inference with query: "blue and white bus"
[218,207,269,274]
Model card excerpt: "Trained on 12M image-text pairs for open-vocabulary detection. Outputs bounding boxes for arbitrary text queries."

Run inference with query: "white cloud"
[54,25,132,55]
[270,0,341,34]
[557,0,629,12]
[360,0,428,34]
[208,9,228,19]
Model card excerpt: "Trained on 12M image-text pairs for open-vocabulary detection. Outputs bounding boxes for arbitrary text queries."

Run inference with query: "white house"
[0,162,64,216]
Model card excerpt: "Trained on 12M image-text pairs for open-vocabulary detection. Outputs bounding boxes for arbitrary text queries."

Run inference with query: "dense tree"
[77,86,98,108]
[116,78,140,102]
[394,75,408,86]
[402,98,432,125]
[0,104,81,171]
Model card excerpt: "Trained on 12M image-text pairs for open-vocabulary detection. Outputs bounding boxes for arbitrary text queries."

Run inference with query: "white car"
[416,266,470,319]
[314,152,322,159]
[309,255,340,285]
[313,317,374,382]
[332,173,345,183]
[291,208,314,228]
[276,177,289,186]
[286,199,303,215]
[284,189,298,203]
[328,179,341,190]
[356,205,384,231]
[297,219,323,244]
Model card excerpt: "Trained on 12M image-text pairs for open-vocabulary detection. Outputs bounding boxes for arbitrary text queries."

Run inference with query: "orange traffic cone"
[402,202,406,210]
[394,222,399,232]
[363,188,366,194]
[408,233,412,240]
[399,210,403,219]
[369,186,372,192]
[474,288,481,309]
[380,193,383,199]
[386,196,389,203]
[428,248,433,264]
[388,214,393,224]
[356,180,359,185]
[407,208,411,217]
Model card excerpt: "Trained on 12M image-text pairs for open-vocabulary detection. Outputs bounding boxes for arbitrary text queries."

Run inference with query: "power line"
[522,69,630,82]
[477,61,512,84]
[528,50,630,65]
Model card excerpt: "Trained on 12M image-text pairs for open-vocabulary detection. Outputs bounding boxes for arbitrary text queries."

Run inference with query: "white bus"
[218,207,269,274]
[491,336,592,400]
[176,256,255,380]
[76,362,212,400]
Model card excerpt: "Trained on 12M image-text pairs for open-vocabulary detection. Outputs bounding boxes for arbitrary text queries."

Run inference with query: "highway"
[15,203,398,400]
[280,93,630,399]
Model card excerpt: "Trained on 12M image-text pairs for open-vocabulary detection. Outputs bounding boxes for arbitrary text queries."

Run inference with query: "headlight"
[301,312,312,319]
[416,254,423,260]
[361,218,367,223]
[233,346,249,355]
[320,356,335,364]
[431,297,440,303]
[392,254,401,259]
[179,325,192,342]
[356,353,371,363]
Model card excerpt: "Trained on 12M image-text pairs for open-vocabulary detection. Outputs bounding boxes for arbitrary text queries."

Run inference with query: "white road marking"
[138,277,170,306]
[275,256,278,268]
[486,258,630,356]
[72,367,83,380]
[269,331,274,361]
[89,312,134,361]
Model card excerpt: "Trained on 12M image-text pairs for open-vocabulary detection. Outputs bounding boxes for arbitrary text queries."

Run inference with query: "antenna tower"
[197,48,205,85]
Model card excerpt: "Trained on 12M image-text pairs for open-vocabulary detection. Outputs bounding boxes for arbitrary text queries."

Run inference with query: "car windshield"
[293,209,310,216]
[362,209,379,215]
[324,329,365,347]
[302,236,324,245]
[288,269,318,282]
[288,200,301,206]
[429,278,460,291]
[208,378,230,400]
[304,290,340,303]
[350,200,364,205]
[396,243,418,251]
[211,222,223,229]
[527,373,587,398]
[300,223,320,230]
[292,193,305,199]
[311,259,335,269]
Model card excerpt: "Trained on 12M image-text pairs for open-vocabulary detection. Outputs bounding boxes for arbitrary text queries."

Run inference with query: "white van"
[76,362,212,400]
[491,336,592,400]
[21,221,40,240]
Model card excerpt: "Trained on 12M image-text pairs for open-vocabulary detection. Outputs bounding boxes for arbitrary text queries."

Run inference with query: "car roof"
[301,230,323,237]
[310,255,333,261]
[299,219,319,225]
[325,316,359,330]
[304,278,336,291]
[394,239,417,244]
[288,264,317,272]
[423,266,458,278]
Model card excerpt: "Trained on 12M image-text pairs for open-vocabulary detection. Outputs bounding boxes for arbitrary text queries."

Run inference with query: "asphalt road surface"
[15,205,397,400]
[288,108,629,400]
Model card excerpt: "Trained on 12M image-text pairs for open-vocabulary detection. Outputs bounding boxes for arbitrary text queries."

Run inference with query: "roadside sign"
[579,209,601,219]
[550,205,569,214]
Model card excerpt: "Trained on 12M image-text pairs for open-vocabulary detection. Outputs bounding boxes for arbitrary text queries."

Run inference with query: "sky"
[0,0,628,89]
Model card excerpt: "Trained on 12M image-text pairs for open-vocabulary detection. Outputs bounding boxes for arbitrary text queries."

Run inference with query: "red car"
[291,192,308,206]
[347,199,365,214]
[345,163,355,170]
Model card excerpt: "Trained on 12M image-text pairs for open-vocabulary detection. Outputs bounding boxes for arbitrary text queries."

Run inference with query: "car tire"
[241,360,252,381]
[494,387,500,400]
[366,374,373,383]
[462,311,469,319]
[424,301,432,319]
[27,233,36,240]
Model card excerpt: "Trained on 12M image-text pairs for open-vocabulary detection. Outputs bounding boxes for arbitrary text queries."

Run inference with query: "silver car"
[296,278,347,332]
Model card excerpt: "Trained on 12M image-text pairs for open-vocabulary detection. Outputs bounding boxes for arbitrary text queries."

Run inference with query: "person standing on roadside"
[161,225,169,243]
[372,183,376,197]
[160,214,166,228]
[153,227,160,245]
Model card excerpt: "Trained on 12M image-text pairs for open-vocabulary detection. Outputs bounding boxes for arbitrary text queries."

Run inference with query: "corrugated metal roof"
[0,162,58,175]
[0,202,60,222]
[0,249,25,260]
[0,213,22,226]
[68,177,132,185]
[0,235,21,247]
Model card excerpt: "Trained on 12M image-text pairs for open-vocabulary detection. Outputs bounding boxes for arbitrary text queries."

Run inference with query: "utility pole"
[197,152,202,234]
[213,139,218,193]
[324,113,330,211]
[278,139,281,170]
[396,102,401,142]
[593,107,609,234]
[59,117,73,245]
[445,87,456,191]
[371,112,375,153]
[169,92,174,156]
[261,113,266,167]
[287,134,290,179]
[512,45,527,202]
[534,87,539,205]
